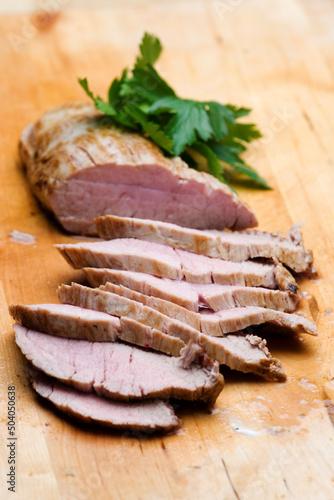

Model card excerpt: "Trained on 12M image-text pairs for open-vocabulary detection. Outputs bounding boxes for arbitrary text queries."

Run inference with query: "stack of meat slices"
[10,215,317,434]
[54,215,317,382]
[10,309,225,433]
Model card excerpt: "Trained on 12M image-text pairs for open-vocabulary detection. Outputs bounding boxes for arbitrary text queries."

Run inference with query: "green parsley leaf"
[105,71,140,130]
[121,65,175,103]
[226,105,251,119]
[124,103,173,152]
[226,122,262,143]
[78,32,270,190]
[209,141,271,189]
[108,69,127,108]
[135,32,163,68]
[78,78,117,116]
[191,141,227,185]
[204,101,234,140]
[149,97,213,155]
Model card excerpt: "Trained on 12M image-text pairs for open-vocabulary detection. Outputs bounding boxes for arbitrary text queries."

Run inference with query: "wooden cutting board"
[1,1,334,498]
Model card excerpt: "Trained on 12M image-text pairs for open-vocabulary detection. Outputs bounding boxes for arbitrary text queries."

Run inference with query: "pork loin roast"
[96,215,313,273]
[29,368,180,433]
[19,102,257,235]
[15,325,224,404]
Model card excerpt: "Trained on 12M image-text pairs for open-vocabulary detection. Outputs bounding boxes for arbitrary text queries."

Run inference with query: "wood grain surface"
[1,1,334,499]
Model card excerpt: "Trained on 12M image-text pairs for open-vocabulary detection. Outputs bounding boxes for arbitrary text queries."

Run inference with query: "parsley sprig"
[79,33,270,190]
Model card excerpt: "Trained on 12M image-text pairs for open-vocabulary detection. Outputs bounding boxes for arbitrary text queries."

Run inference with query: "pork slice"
[85,268,199,311]
[199,307,317,336]
[57,284,172,332]
[99,283,315,336]
[101,282,201,330]
[10,303,184,357]
[96,215,313,273]
[56,239,182,280]
[29,368,180,433]
[57,283,286,381]
[195,282,299,313]
[203,334,286,382]
[84,269,299,313]
[57,283,200,348]
[119,317,184,356]
[15,325,224,404]
[175,248,277,287]
[56,238,280,289]
[20,102,257,236]
[9,303,121,341]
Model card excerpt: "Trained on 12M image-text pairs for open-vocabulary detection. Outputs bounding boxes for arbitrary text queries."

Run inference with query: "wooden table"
[1,1,334,498]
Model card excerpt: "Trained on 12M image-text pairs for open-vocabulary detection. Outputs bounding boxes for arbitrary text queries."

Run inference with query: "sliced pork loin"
[84,268,300,313]
[9,303,184,356]
[20,102,257,236]
[56,282,286,382]
[11,298,193,357]
[96,215,313,273]
[211,334,286,382]
[181,333,286,383]
[10,303,121,341]
[29,368,180,433]
[15,325,224,404]
[100,282,317,336]
[198,307,316,336]
[102,282,201,330]
[56,238,297,291]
